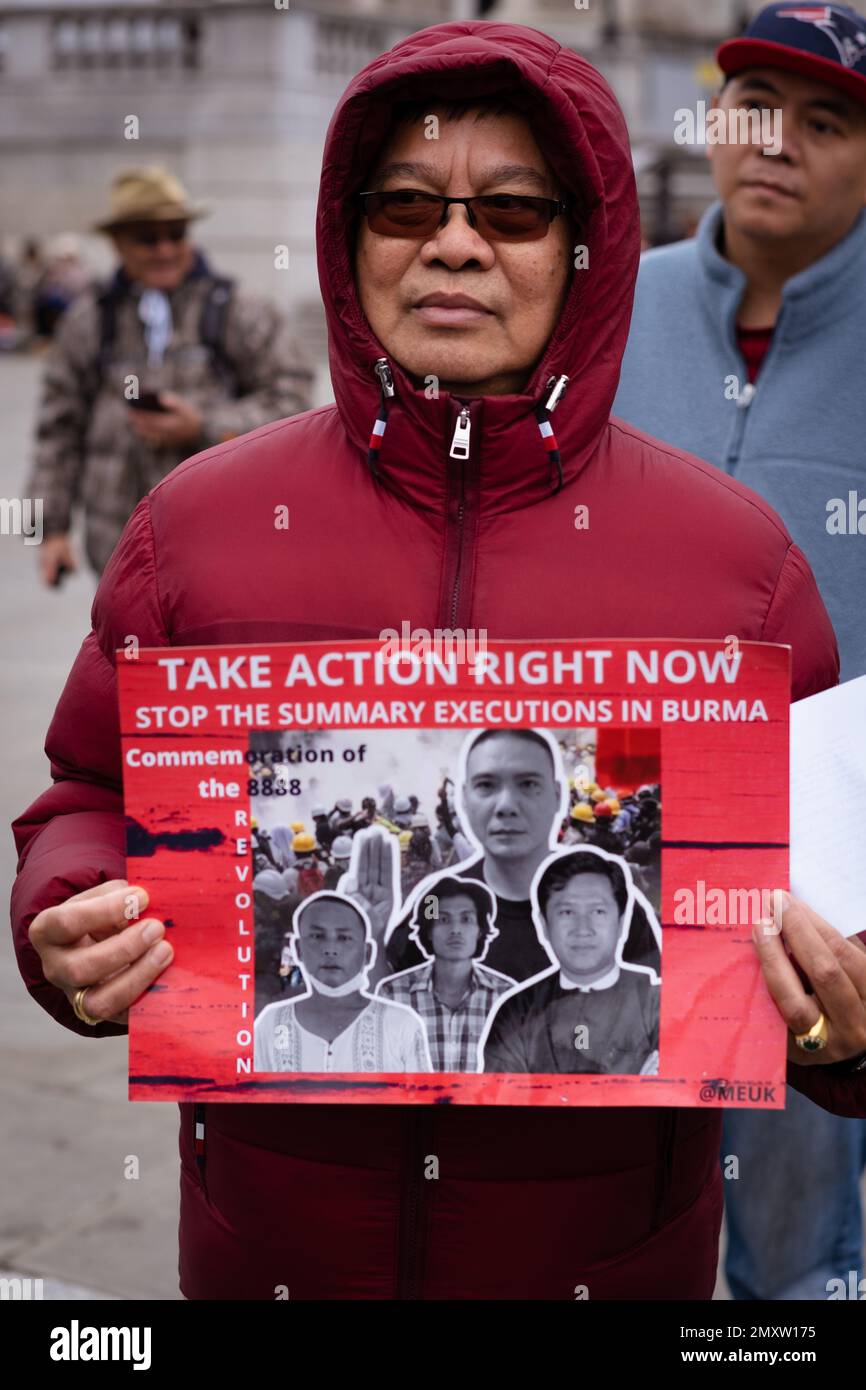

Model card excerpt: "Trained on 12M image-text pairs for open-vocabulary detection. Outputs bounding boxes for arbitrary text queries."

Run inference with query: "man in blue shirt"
[614,2,866,1300]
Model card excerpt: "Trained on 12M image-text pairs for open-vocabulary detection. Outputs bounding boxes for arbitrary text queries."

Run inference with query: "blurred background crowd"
[0,0,764,382]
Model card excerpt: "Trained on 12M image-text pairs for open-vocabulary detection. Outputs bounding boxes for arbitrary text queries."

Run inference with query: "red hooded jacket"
[11,22,857,1300]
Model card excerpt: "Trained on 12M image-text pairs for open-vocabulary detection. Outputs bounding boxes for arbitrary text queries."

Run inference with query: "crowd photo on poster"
[251,726,662,1077]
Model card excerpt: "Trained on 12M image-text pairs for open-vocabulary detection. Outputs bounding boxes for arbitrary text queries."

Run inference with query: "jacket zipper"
[650,1109,678,1231]
[725,381,755,469]
[443,402,475,630]
[193,1102,208,1197]
[392,399,475,1298]
[724,304,788,470]
[395,1110,436,1299]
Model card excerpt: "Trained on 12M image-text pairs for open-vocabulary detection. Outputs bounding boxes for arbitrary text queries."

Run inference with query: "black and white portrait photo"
[480,848,661,1076]
[376,873,514,1072]
[249,725,663,1077]
[254,891,432,1074]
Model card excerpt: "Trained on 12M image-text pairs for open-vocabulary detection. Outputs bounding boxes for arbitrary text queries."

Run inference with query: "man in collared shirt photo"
[481,849,660,1075]
[377,875,513,1072]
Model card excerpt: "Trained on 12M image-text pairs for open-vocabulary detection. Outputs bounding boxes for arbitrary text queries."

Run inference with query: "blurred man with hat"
[27,165,312,582]
[616,1,866,1301]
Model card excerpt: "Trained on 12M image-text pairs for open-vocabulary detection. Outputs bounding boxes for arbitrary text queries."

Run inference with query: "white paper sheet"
[791,675,866,939]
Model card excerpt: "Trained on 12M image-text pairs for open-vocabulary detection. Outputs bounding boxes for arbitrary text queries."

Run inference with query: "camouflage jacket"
[26,249,313,573]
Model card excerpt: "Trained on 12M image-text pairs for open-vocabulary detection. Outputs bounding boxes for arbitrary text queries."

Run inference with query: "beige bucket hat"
[93,166,209,232]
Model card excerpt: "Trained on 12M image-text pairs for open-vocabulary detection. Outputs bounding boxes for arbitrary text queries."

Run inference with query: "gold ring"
[794,1012,829,1052]
[71,987,102,1027]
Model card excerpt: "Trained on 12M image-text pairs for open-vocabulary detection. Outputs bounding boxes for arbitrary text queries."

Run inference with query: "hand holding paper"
[27,880,173,1027]
[753,893,866,1066]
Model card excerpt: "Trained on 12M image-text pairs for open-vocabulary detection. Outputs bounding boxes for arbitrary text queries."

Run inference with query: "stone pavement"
[0,353,180,1300]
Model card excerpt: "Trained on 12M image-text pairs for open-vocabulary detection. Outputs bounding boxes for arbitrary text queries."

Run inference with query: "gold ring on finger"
[72,987,102,1027]
[794,1011,829,1052]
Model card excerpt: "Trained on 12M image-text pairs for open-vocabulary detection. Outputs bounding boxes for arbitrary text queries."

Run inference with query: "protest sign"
[117,638,790,1108]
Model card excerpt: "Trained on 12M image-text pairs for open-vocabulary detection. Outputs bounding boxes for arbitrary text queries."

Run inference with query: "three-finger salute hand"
[28,879,173,1028]
[345,828,396,940]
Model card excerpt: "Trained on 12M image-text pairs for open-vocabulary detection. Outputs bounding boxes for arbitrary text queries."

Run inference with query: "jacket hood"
[316,20,640,510]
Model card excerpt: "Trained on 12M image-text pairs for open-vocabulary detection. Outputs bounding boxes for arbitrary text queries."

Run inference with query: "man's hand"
[753,892,866,1066]
[38,532,77,587]
[28,879,173,1028]
[126,391,203,449]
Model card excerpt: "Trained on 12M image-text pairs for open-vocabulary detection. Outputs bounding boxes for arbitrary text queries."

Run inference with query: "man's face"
[111,221,195,290]
[295,899,367,985]
[463,734,560,862]
[355,108,573,395]
[428,892,481,961]
[709,69,866,249]
[542,871,623,980]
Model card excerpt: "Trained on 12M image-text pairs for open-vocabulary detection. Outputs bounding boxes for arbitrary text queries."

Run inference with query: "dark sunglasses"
[127,223,189,247]
[358,188,567,242]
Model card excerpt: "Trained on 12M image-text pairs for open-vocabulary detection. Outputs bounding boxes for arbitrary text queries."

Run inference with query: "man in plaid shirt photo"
[376,876,514,1072]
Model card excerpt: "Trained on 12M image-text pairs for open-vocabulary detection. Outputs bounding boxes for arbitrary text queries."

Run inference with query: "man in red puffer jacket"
[12,21,866,1300]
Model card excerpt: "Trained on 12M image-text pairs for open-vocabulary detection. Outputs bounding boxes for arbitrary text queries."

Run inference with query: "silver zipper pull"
[737,382,756,410]
[449,407,471,460]
[374,357,395,397]
[545,374,570,413]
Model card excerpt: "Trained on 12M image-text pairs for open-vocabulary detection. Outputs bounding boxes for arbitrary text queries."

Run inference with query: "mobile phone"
[128,391,168,413]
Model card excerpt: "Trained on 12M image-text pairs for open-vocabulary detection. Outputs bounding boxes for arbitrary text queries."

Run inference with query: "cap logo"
[777,6,866,67]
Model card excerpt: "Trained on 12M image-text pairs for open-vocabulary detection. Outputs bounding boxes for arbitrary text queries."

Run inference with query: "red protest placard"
[117,637,790,1108]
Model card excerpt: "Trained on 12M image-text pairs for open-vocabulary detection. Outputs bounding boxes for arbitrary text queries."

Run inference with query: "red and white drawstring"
[367,357,395,479]
[536,374,569,494]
